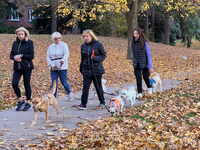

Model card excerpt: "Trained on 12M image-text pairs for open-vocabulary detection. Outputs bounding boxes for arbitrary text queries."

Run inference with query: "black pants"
[12,70,32,100]
[134,63,151,93]
[81,75,105,107]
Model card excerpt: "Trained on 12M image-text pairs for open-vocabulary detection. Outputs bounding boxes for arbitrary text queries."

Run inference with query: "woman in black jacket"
[10,27,34,111]
[75,29,106,110]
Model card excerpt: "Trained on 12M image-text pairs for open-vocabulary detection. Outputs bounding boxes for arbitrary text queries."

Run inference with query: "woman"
[47,31,73,101]
[10,27,34,111]
[75,29,106,110]
[131,27,153,98]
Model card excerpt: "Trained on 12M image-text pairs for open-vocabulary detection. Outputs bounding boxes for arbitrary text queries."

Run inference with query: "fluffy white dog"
[150,72,162,93]
[91,79,107,99]
[120,87,136,106]
[101,79,107,93]
[109,96,123,117]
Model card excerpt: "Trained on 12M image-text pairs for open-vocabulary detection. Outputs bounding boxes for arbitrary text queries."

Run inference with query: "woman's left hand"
[149,69,154,73]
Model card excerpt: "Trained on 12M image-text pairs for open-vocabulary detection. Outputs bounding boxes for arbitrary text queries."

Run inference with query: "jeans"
[81,75,105,107]
[12,70,32,100]
[51,70,71,97]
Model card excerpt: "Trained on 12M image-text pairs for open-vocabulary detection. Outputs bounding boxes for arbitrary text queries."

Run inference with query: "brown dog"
[32,80,59,124]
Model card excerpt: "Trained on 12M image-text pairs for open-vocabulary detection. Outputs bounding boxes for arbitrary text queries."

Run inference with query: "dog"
[120,87,136,107]
[31,80,59,124]
[91,79,107,99]
[108,96,123,117]
[150,72,162,93]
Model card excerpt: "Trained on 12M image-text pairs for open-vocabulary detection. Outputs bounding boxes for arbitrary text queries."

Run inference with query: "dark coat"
[132,40,148,69]
[80,40,106,76]
[10,38,34,70]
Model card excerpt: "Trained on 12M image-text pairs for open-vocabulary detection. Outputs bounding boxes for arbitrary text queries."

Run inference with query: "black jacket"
[80,40,106,76]
[10,38,34,70]
[132,40,148,69]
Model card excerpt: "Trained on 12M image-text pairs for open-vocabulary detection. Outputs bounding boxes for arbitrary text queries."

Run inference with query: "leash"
[91,50,110,110]
[46,63,63,95]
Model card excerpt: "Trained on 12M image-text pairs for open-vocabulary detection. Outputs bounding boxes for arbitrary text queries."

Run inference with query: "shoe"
[16,100,25,111]
[98,103,105,108]
[22,103,31,111]
[148,88,152,95]
[75,104,86,110]
[136,93,143,98]
[68,93,73,101]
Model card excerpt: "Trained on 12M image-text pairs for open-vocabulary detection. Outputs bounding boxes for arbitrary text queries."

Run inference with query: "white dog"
[150,72,162,93]
[120,87,136,106]
[109,96,123,117]
[91,79,107,98]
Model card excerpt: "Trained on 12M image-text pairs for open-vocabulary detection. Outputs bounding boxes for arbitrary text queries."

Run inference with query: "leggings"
[134,63,151,93]
[12,70,32,100]
[81,75,105,107]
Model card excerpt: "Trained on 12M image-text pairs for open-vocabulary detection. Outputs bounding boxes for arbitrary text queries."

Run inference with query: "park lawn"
[0,34,200,149]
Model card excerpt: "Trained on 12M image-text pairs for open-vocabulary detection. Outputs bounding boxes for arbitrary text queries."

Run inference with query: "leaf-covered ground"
[0,34,200,149]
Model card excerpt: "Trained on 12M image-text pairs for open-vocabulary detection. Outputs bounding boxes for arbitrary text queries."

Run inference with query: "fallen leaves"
[0,34,200,149]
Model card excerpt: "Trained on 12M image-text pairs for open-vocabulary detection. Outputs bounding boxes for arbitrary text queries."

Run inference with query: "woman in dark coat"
[10,27,34,111]
[75,29,106,110]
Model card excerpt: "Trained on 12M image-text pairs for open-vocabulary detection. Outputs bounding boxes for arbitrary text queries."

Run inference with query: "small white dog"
[91,79,107,98]
[109,96,123,117]
[120,87,136,106]
[150,72,162,93]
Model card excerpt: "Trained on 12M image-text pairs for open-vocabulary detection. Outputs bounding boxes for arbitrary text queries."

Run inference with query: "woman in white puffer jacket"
[47,31,73,101]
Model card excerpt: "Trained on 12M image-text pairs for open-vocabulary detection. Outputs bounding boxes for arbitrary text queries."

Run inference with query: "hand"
[14,55,22,62]
[60,60,64,64]
[14,55,21,60]
[149,69,154,73]
[53,66,58,70]
[91,56,94,59]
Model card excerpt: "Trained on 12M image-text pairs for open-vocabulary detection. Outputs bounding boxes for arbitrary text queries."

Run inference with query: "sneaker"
[22,103,31,111]
[136,93,143,98]
[75,104,86,110]
[68,93,73,101]
[16,100,25,111]
[98,103,105,108]
[148,88,152,95]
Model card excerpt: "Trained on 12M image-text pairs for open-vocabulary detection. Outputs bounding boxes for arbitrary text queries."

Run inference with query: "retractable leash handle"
[92,50,95,58]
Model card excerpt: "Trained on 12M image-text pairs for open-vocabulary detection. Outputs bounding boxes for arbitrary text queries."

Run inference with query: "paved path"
[0,79,181,149]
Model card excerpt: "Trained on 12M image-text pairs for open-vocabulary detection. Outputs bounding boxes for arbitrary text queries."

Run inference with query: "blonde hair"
[15,27,30,41]
[82,29,98,41]
[51,32,62,42]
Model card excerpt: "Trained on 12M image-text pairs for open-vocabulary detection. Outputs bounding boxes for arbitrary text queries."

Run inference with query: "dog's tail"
[52,79,56,95]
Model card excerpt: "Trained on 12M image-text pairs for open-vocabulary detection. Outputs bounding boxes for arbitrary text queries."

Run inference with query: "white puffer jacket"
[47,41,69,70]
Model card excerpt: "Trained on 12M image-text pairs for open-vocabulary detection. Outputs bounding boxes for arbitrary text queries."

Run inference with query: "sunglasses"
[54,37,61,40]
[83,30,89,33]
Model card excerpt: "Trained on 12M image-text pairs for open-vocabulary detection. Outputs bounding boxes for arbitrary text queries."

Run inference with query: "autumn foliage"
[0,34,200,149]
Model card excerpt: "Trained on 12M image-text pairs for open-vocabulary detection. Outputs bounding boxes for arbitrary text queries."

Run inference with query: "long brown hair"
[131,27,148,51]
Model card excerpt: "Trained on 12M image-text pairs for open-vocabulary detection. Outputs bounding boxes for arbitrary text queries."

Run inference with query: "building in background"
[6,0,34,32]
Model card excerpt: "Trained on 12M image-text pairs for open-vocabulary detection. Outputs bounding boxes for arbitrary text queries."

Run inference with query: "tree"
[56,0,146,59]
[16,0,58,33]
[0,0,17,22]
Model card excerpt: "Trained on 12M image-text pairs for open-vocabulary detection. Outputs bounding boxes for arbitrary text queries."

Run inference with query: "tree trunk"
[125,0,146,60]
[151,6,155,42]
[71,18,79,34]
[51,0,57,33]
[164,11,170,45]
[144,9,149,40]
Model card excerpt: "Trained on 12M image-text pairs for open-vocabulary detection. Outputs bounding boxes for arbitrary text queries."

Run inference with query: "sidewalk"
[0,78,181,149]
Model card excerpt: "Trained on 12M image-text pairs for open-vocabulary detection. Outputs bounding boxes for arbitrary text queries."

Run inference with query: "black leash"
[46,63,63,95]
[91,54,110,111]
